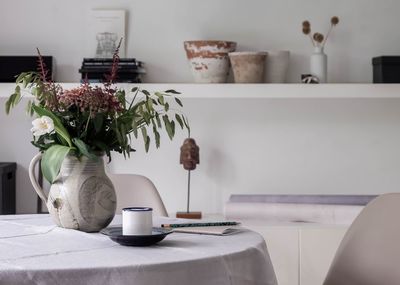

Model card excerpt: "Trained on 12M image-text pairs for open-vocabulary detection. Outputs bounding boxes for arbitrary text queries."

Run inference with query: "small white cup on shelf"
[122,207,153,235]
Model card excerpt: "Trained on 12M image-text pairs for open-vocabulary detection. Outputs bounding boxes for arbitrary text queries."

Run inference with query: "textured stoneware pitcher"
[29,153,116,232]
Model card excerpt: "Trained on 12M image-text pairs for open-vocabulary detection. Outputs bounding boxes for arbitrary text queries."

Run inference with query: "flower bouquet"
[5,44,189,231]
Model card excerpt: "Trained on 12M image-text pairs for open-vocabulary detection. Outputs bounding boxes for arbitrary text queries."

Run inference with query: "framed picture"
[88,10,126,58]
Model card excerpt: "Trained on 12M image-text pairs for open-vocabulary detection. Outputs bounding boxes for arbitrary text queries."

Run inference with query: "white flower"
[31,116,55,137]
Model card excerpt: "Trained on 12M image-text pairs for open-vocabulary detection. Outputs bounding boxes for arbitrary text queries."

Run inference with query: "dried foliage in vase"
[5,42,189,183]
[302,16,339,48]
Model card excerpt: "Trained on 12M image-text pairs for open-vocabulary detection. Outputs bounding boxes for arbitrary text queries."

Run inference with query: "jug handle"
[29,152,48,203]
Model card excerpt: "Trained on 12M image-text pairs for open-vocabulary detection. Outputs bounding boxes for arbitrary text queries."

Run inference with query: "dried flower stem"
[36,48,59,110]
[302,16,339,48]
[106,38,123,87]
[322,25,333,47]
[36,48,49,83]
[308,34,316,47]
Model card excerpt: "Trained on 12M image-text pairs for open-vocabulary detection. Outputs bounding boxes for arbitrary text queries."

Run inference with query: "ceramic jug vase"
[29,153,116,232]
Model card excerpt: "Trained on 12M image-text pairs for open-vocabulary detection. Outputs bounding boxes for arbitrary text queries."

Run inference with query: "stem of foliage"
[322,25,333,47]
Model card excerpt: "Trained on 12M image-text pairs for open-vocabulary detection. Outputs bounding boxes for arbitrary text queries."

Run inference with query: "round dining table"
[0,214,277,285]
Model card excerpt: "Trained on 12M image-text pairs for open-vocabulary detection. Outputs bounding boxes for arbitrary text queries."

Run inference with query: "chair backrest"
[323,193,400,285]
[108,174,168,217]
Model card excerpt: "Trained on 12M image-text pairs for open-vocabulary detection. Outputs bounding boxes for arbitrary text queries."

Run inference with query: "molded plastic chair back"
[324,193,400,285]
[109,174,168,217]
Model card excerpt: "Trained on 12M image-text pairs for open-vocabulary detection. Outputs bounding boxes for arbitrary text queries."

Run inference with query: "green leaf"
[15,73,27,84]
[5,93,16,114]
[165,89,181,95]
[22,74,32,88]
[153,126,160,148]
[26,100,33,116]
[146,97,153,111]
[174,97,183,107]
[72,138,97,160]
[129,87,140,109]
[175,114,184,129]
[182,115,191,137]
[141,89,150,96]
[132,119,138,138]
[142,111,151,124]
[116,90,126,108]
[171,120,175,137]
[141,127,147,142]
[164,102,169,112]
[157,96,165,105]
[163,115,174,140]
[155,113,162,128]
[41,145,71,183]
[5,85,22,114]
[32,105,72,147]
[145,135,150,152]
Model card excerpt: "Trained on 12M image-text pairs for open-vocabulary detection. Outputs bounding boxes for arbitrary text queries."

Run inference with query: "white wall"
[1,0,400,83]
[2,83,400,214]
[111,96,400,215]
[2,0,400,214]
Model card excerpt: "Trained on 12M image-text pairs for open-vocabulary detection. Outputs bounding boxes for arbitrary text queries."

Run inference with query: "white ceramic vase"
[29,153,116,232]
[310,47,327,83]
[184,40,237,83]
[265,50,290,83]
[229,52,268,83]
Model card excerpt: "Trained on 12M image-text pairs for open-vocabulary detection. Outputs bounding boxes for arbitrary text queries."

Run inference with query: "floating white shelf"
[1,83,400,99]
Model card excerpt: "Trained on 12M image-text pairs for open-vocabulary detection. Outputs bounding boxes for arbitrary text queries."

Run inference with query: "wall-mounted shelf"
[1,83,400,99]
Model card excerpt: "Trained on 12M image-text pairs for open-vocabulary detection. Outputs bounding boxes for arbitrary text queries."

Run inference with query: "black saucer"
[101,226,173,246]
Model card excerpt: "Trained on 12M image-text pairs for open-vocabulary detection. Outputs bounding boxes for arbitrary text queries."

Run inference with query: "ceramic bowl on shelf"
[184,40,237,83]
[229,52,268,83]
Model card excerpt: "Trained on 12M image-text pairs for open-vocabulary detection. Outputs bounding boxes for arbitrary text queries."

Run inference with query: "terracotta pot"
[29,153,116,232]
[229,52,268,83]
[184,40,237,83]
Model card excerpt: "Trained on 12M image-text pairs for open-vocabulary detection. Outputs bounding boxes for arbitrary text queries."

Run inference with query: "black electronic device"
[0,56,53,82]
[372,56,400,83]
[79,58,145,83]
[0,163,16,214]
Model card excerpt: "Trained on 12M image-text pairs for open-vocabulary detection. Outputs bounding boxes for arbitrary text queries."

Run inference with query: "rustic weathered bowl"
[184,40,237,83]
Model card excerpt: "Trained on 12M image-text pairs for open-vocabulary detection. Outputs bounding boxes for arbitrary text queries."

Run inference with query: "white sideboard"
[242,222,348,285]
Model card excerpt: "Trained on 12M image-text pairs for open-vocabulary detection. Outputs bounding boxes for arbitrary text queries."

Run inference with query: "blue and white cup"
[122,207,153,235]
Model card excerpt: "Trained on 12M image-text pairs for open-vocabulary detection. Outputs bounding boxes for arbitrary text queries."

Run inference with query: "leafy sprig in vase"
[302,16,339,83]
[5,45,189,232]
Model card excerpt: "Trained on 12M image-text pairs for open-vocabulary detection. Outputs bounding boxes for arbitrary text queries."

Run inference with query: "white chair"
[108,174,168,217]
[323,193,400,285]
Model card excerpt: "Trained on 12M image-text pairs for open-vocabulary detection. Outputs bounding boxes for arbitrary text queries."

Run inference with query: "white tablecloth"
[0,215,277,285]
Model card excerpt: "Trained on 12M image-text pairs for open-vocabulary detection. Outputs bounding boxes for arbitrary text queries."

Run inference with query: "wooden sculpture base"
[176,211,202,219]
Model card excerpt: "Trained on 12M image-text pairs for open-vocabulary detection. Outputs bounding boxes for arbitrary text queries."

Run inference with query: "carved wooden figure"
[177,138,201,219]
